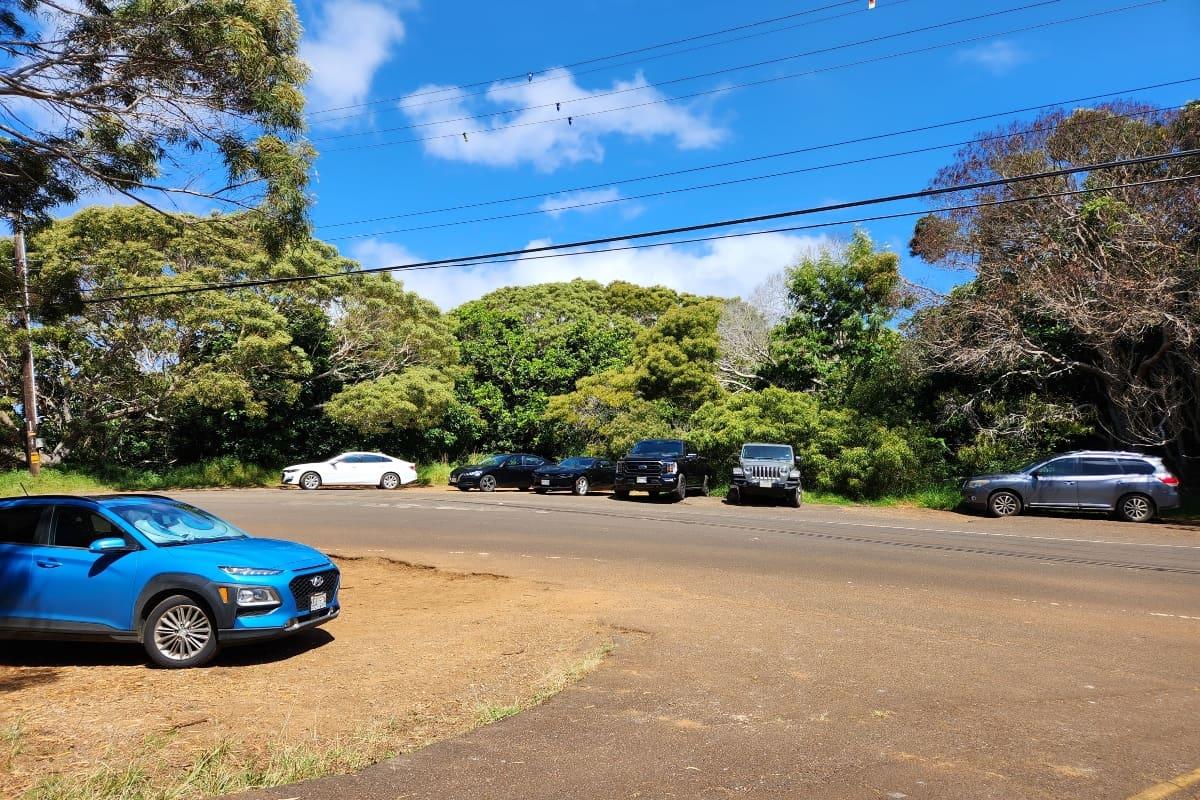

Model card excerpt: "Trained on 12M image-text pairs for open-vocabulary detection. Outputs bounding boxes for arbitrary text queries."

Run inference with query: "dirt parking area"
[0,555,612,799]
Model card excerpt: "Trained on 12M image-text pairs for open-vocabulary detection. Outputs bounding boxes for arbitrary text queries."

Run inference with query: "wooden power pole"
[12,220,40,476]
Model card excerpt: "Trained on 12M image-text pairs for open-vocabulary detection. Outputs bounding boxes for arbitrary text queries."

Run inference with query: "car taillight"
[1159,474,1180,486]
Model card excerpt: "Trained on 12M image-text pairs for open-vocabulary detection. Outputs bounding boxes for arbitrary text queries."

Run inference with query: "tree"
[0,0,312,244]
[451,280,691,453]
[909,102,1200,471]
[764,230,914,402]
[3,206,458,467]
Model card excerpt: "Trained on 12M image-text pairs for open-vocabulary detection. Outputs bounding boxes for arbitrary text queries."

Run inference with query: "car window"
[106,499,249,547]
[742,445,794,460]
[1118,459,1155,475]
[1078,457,1120,476]
[1036,458,1078,477]
[0,505,52,545]
[630,440,685,457]
[522,456,543,467]
[369,455,391,463]
[51,507,118,549]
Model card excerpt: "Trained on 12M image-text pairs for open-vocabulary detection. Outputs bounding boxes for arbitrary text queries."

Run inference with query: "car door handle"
[36,559,62,569]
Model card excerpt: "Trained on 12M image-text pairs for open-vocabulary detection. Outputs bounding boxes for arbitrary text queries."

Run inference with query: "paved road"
[197,488,1200,800]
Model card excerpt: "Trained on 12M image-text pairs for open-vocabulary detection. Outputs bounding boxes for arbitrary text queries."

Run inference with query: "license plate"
[759,479,774,488]
[541,479,550,486]
[636,477,648,484]
[449,475,457,483]
[310,593,327,612]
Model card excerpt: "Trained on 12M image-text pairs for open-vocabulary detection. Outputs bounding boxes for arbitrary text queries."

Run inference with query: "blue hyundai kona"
[0,494,340,668]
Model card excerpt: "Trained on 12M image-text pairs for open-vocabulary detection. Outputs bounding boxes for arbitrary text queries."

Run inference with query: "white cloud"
[302,1,406,118]
[955,40,1030,75]
[399,68,726,171]
[348,232,830,310]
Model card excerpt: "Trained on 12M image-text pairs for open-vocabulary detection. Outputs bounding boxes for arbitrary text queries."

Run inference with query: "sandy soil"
[0,555,611,798]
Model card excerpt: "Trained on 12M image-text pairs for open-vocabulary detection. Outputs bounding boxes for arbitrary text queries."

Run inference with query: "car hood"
[163,537,331,572]
[451,464,491,474]
[282,461,328,472]
[966,473,1025,482]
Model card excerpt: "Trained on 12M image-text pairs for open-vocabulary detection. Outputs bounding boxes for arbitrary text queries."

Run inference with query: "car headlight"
[220,566,283,577]
[732,466,744,476]
[282,467,298,473]
[966,479,987,489]
[789,469,801,479]
[465,470,482,477]
[663,463,678,475]
[236,586,281,608]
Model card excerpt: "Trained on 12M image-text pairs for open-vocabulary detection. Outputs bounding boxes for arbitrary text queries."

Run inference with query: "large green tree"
[3,206,458,466]
[909,101,1200,474]
[0,0,312,244]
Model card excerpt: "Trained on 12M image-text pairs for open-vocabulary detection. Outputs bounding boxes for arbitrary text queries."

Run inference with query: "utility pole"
[12,219,40,476]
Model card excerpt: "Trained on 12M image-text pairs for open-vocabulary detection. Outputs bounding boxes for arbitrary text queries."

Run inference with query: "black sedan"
[532,457,615,496]
[449,454,550,492]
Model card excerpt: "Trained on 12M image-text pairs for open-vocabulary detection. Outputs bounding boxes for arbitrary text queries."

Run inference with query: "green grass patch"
[474,641,616,728]
[803,483,961,511]
[0,458,279,498]
[416,461,453,487]
[0,468,111,497]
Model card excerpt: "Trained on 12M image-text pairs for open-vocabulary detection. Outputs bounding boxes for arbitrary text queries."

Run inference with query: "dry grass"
[1,557,613,800]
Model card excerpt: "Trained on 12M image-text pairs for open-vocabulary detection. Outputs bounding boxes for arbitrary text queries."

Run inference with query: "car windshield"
[559,457,594,468]
[1016,459,1046,474]
[742,445,793,461]
[630,440,684,456]
[475,454,507,468]
[107,499,250,547]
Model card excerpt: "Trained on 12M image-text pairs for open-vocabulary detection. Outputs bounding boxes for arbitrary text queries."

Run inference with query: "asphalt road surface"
[195,487,1200,800]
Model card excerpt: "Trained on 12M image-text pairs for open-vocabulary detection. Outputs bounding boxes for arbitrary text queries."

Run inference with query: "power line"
[305,0,865,117]
[313,0,920,128]
[324,0,1161,154]
[81,150,1200,303]
[322,105,1181,242]
[313,77,1200,231]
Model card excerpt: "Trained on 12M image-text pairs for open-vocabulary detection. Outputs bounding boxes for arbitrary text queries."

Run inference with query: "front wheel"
[727,487,741,505]
[787,486,803,508]
[672,476,687,503]
[573,476,590,496]
[988,490,1022,518]
[1117,493,1155,523]
[698,475,710,497]
[614,488,630,500]
[144,595,218,669]
[379,472,401,490]
[300,471,322,491]
[479,474,497,493]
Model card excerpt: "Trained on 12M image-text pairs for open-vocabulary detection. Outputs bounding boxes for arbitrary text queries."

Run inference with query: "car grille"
[289,569,339,614]
[747,464,789,479]
[622,459,664,474]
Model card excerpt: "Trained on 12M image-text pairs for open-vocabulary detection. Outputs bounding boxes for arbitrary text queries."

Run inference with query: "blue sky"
[289,0,1193,306]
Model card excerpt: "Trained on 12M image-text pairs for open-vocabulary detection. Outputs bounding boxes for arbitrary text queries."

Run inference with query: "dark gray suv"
[961,451,1181,522]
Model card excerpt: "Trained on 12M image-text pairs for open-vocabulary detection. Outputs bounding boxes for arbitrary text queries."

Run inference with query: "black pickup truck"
[614,438,711,502]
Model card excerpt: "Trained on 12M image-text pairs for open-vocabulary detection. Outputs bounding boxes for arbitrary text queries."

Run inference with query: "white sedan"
[281,452,418,490]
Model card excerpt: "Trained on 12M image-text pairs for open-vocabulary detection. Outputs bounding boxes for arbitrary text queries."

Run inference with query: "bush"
[689,388,943,499]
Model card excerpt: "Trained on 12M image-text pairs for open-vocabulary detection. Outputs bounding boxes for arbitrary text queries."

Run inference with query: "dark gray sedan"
[961,451,1181,522]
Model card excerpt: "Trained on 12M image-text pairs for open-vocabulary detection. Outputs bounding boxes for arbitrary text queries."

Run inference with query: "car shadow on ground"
[0,628,334,670]
[721,495,794,509]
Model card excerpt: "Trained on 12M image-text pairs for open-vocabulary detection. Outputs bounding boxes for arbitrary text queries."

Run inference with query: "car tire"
[614,489,630,500]
[988,490,1022,518]
[787,486,803,508]
[379,472,401,490]
[1117,493,1155,523]
[143,595,219,669]
[534,487,548,494]
[672,476,687,503]
[727,487,741,505]
[300,471,322,491]
[698,475,710,497]
[573,476,590,496]
[479,474,497,492]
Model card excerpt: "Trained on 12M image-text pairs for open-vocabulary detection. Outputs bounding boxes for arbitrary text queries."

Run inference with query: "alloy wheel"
[990,491,1020,517]
[301,472,321,490]
[381,472,400,490]
[479,475,497,492]
[1121,495,1153,522]
[153,604,212,662]
[575,476,589,496]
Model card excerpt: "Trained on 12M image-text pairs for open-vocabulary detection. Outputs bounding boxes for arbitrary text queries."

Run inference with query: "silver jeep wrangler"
[728,442,803,507]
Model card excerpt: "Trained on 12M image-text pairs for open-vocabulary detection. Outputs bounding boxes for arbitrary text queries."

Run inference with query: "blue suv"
[0,494,340,668]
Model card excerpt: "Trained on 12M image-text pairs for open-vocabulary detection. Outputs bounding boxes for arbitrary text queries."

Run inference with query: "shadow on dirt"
[0,628,334,670]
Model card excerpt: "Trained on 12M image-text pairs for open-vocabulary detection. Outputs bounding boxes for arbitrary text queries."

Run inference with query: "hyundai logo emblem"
[310,575,324,588]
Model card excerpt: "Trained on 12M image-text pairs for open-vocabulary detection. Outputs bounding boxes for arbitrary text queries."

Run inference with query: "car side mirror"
[89,537,129,554]
[687,453,697,458]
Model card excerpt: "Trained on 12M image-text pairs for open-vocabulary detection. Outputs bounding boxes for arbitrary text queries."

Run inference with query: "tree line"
[2,102,1197,495]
